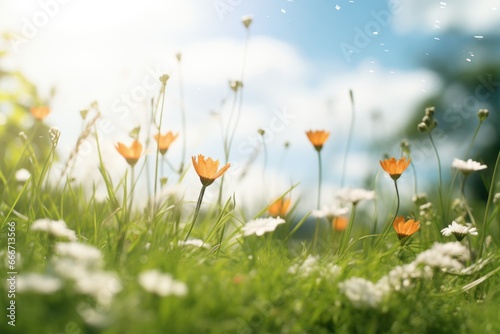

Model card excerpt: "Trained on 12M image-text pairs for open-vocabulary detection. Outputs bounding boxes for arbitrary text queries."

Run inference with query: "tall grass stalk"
[479,151,500,257]
[153,79,168,201]
[340,89,355,188]
[428,132,444,225]
[184,185,207,241]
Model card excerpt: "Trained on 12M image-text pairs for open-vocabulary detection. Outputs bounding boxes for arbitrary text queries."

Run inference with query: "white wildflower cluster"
[51,241,121,306]
[412,193,435,226]
[493,193,500,205]
[242,217,285,236]
[17,273,62,294]
[138,269,188,297]
[340,242,470,308]
[339,277,385,309]
[288,255,341,279]
[31,219,77,241]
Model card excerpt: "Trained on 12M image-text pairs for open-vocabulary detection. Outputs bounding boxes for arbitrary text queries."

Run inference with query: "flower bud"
[176,52,182,62]
[242,15,253,29]
[400,139,410,154]
[417,122,428,133]
[258,129,265,136]
[422,115,432,126]
[425,106,435,117]
[159,74,170,86]
[80,109,89,120]
[478,108,489,121]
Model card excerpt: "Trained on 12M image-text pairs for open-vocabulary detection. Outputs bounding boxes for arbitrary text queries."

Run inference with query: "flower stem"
[317,150,323,210]
[479,151,500,258]
[177,56,187,175]
[153,82,167,200]
[446,120,484,222]
[184,185,207,241]
[312,150,323,249]
[339,204,357,254]
[341,89,355,188]
[460,175,477,227]
[428,132,444,225]
[374,180,400,250]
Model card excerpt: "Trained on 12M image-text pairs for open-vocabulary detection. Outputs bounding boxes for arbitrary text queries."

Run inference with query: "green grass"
[1,51,499,334]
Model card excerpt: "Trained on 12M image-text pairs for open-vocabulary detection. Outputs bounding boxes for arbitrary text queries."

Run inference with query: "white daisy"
[31,219,77,241]
[441,221,478,241]
[452,158,487,175]
[311,205,349,219]
[336,187,375,205]
[17,273,62,294]
[241,217,285,237]
[415,242,469,272]
[138,270,188,297]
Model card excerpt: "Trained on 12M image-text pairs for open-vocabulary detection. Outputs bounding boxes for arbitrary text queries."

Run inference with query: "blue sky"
[1,0,499,211]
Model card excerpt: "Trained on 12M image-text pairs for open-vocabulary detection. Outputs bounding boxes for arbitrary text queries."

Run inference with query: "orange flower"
[268,198,291,217]
[306,130,330,152]
[380,157,411,181]
[30,106,50,121]
[115,140,143,166]
[192,154,230,187]
[393,216,420,240]
[332,216,348,232]
[154,131,178,155]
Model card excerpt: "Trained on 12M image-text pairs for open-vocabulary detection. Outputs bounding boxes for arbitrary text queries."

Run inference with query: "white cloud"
[394,0,500,34]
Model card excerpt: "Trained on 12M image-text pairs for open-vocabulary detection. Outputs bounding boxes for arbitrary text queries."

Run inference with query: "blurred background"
[1,0,499,214]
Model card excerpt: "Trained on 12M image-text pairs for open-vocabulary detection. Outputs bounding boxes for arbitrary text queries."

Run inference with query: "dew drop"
[335,5,341,10]
[281,8,286,13]
[434,37,440,41]
[474,35,484,39]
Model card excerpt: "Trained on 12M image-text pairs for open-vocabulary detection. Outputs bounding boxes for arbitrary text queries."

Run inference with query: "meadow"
[1,16,500,334]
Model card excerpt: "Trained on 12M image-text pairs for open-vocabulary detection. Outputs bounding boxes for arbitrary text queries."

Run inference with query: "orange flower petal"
[306,130,330,152]
[192,154,230,187]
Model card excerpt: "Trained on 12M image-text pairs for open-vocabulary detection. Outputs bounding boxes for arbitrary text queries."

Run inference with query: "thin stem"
[128,166,135,213]
[410,160,418,194]
[446,120,484,222]
[184,185,207,241]
[479,151,500,257]
[317,150,323,210]
[394,179,400,219]
[339,204,357,254]
[177,57,187,174]
[312,150,323,250]
[262,137,269,195]
[226,28,250,159]
[374,180,400,250]
[460,175,477,227]
[341,90,355,188]
[153,83,167,200]
[428,132,444,225]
